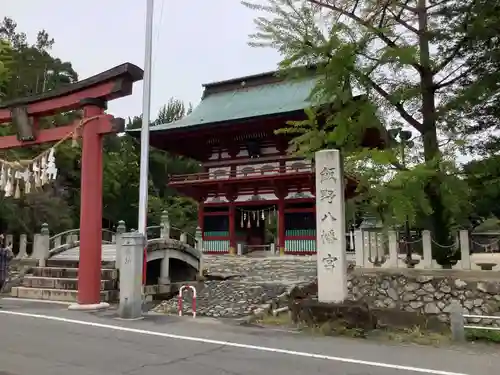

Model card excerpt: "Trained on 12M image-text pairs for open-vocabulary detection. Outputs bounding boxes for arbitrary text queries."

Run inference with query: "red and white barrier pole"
[178,285,197,318]
[177,293,183,316]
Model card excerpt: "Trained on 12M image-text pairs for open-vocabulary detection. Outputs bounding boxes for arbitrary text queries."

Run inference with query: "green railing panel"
[285,239,316,253]
[204,231,229,237]
[285,229,316,236]
[203,240,230,253]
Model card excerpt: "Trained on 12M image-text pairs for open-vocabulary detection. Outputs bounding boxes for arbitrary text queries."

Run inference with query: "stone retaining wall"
[204,255,316,284]
[347,268,500,325]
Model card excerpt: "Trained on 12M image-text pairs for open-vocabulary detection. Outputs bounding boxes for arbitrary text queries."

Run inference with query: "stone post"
[459,230,471,270]
[115,220,126,270]
[315,149,347,303]
[354,229,364,267]
[421,230,433,268]
[195,226,203,251]
[386,230,399,268]
[195,226,204,277]
[160,256,170,284]
[450,301,465,342]
[180,232,187,243]
[270,243,276,255]
[16,234,27,259]
[53,236,62,248]
[118,232,145,320]
[33,223,50,267]
[362,231,373,268]
[5,234,13,247]
[160,210,171,239]
[237,243,243,256]
[65,234,72,245]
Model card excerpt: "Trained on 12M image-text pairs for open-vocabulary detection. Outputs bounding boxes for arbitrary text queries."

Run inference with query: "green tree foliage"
[463,156,500,228]
[439,0,500,154]
[0,17,198,236]
[0,39,11,98]
[103,105,200,232]
[241,0,491,264]
[0,17,78,98]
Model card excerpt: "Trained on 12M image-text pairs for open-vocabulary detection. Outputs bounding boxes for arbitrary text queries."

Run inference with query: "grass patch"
[257,313,292,326]
[256,313,500,347]
[466,328,500,343]
[381,326,450,346]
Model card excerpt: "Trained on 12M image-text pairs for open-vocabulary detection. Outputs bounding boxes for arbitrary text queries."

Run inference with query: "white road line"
[1,297,71,305]
[0,309,469,375]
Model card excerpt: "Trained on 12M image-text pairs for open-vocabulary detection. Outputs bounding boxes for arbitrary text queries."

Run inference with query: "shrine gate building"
[135,69,383,255]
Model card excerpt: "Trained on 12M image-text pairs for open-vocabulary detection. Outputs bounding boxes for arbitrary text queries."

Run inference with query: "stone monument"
[118,231,145,319]
[315,149,348,303]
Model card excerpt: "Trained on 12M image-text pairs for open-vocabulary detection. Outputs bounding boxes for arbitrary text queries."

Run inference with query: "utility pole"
[138,0,154,244]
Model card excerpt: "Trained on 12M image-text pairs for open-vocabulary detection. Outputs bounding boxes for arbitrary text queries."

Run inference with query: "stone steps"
[31,267,117,279]
[45,259,115,269]
[10,259,118,303]
[21,276,115,291]
[11,286,116,302]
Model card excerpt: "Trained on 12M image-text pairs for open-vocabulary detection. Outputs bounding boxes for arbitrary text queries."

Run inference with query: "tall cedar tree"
[241,0,494,265]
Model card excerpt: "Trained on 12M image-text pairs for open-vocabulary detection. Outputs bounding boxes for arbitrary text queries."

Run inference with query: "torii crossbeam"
[0,63,143,309]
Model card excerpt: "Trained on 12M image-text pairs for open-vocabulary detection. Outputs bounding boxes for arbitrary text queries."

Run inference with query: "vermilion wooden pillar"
[229,203,236,254]
[77,99,106,306]
[277,198,286,254]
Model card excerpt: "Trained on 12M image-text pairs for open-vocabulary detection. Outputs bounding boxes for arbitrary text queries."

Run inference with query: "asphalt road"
[0,299,499,375]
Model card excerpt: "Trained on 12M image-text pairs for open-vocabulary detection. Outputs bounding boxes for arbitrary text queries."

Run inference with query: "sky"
[3,0,280,120]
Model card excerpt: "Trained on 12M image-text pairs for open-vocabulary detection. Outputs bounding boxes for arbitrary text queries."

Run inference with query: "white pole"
[138,0,154,236]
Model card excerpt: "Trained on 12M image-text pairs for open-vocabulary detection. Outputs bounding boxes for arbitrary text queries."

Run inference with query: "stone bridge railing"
[4,210,202,267]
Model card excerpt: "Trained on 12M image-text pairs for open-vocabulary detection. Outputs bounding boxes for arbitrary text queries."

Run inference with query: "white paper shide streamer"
[0,147,59,199]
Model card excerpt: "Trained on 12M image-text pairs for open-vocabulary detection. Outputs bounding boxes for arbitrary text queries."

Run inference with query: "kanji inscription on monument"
[315,149,348,303]
[319,189,336,204]
[320,166,337,183]
[322,253,338,271]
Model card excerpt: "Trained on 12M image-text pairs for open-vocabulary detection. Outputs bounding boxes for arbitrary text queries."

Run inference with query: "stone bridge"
[9,211,202,286]
[50,236,202,284]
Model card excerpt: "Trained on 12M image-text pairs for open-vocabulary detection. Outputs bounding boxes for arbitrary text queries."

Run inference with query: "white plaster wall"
[285,160,312,171]
[261,146,278,155]
[205,195,229,203]
[204,190,315,203]
[234,193,277,202]
[208,150,231,160]
[236,149,249,157]
[286,191,315,199]
[208,166,231,179]
[235,162,279,176]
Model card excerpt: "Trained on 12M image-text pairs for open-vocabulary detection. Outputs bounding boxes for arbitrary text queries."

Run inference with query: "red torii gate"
[0,63,143,309]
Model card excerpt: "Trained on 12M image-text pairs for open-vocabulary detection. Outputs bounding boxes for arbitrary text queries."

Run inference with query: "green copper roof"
[145,75,318,132]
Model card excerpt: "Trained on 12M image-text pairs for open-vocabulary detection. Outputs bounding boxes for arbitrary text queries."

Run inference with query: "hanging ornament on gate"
[0,147,59,199]
[0,116,100,199]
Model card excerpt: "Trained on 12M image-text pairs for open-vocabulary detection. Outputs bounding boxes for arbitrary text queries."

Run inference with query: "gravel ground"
[155,255,317,318]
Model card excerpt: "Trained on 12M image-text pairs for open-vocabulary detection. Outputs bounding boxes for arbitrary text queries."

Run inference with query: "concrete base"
[68,302,110,311]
